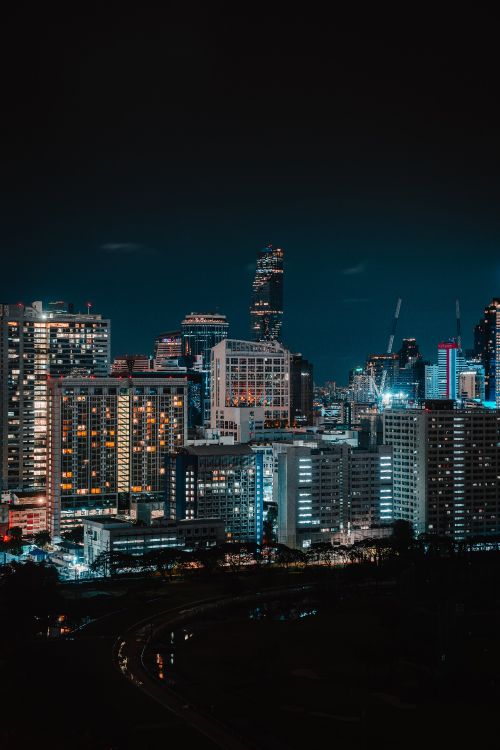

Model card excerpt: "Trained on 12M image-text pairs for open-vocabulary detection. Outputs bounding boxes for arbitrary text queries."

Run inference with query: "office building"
[425,364,440,399]
[83,516,226,569]
[154,330,182,366]
[250,245,284,342]
[459,365,485,401]
[290,353,314,426]
[277,441,393,550]
[0,491,48,537]
[47,376,187,537]
[438,340,464,400]
[211,339,291,440]
[474,298,500,402]
[384,404,500,538]
[166,444,264,543]
[0,301,110,492]
[111,354,153,374]
[181,313,229,423]
[398,338,421,368]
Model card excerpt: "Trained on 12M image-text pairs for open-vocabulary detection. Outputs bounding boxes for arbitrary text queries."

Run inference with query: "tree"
[311,542,335,568]
[189,545,225,575]
[61,526,84,544]
[5,527,23,557]
[0,561,61,637]
[390,520,414,557]
[33,530,51,549]
[263,505,278,544]
[275,543,304,569]
[143,548,182,580]
[90,550,135,577]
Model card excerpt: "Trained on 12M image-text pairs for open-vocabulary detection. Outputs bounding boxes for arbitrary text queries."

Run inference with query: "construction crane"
[456,299,462,352]
[379,297,402,396]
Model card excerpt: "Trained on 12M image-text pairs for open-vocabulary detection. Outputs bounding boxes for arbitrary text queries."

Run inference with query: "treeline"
[89,521,500,579]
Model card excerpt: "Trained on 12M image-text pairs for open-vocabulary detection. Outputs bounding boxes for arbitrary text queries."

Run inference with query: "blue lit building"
[166,444,264,544]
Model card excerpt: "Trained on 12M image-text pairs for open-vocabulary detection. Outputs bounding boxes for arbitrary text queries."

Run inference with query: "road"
[112,586,314,750]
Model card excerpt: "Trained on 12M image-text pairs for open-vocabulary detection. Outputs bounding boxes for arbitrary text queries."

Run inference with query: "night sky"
[2,13,499,382]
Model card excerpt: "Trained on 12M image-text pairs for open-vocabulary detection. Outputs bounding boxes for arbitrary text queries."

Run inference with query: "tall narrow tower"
[250,245,284,342]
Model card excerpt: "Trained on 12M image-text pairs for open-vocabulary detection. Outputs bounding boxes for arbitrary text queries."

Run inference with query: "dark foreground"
[1,556,500,748]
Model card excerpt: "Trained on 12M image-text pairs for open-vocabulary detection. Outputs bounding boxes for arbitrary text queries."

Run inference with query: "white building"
[211,339,290,440]
[277,441,393,550]
[83,516,226,570]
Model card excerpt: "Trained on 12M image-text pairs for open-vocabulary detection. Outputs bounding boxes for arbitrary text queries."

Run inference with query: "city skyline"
[5,282,494,386]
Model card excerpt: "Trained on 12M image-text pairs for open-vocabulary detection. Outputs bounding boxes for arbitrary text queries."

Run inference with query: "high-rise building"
[181,313,229,423]
[0,301,110,492]
[398,338,421,368]
[459,365,485,401]
[290,353,314,426]
[438,340,464,400]
[211,339,291,440]
[250,245,284,342]
[277,442,393,550]
[154,330,182,367]
[425,364,440,399]
[166,444,264,543]
[474,298,500,403]
[384,404,500,538]
[111,354,153,374]
[47,376,187,537]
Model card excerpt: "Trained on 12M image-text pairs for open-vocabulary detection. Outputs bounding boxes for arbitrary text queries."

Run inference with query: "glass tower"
[181,313,229,423]
[250,245,284,342]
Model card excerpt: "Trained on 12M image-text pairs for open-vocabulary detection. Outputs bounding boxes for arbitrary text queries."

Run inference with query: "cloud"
[99,242,158,256]
[341,262,366,276]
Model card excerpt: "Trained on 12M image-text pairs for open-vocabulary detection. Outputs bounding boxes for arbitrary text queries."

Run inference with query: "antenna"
[455,299,462,352]
[386,297,402,355]
[379,298,402,397]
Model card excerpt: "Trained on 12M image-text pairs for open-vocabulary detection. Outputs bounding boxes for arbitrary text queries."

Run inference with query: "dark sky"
[2,12,499,382]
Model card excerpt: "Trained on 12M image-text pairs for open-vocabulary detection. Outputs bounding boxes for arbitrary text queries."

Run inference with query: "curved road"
[112,586,314,749]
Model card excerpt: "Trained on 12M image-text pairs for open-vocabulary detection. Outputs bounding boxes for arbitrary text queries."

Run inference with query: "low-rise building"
[83,516,226,567]
[0,492,48,537]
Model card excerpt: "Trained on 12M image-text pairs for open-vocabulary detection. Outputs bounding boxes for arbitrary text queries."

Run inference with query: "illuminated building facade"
[0,301,110,492]
[111,354,153,374]
[0,492,47,537]
[474,298,500,402]
[47,376,187,537]
[211,339,291,438]
[438,340,464,400]
[384,405,500,538]
[277,442,393,550]
[250,245,284,342]
[166,444,263,543]
[154,330,182,367]
[83,516,226,569]
[181,313,229,423]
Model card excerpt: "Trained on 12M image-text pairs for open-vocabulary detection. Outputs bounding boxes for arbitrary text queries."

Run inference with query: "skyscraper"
[154,330,182,367]
[290,353,314,426]
[474,298,500,404]
[0,301,110,492]
[47,375,187,536]
[181,313,229,423]
[437,340,464,400]
[250,245,284,342]
[211,339,291,438]
[384,404,500,539]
